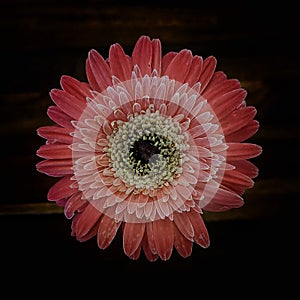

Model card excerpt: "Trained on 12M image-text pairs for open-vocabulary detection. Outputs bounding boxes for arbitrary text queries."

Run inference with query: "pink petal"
[142,237,159,262]
[132,35,152,76]
[173,225,193,258]
[73,204,102,238]
[128,243,142,260]
[77,223,98,242]
[36,159,73,177]
[199,56,217,93]
[60,75,92,101]
[232,160,259,179]
[187,208,210,248]
[47,106,73,129]
[37,125,73,144]
[36,143,72,159]
[210,88,247,118]
[222,169,254,189]
[146,222,157,254]
[50,89,86,120]
[173,211,194,241]
[221,106,257,132]
[97,214,121,249]
[86,49,112,92]
[227,143,262,161]
[164,49,193,82]
[162,51,177,74]
[226,120,260,142]
[64,192,88,219]
[203,188,244,212]
[152,218,174,260]
[109,43,132,81]
[123,222,146,257]
[184,55,203,87]
[151,38,162,75]
[202,72,241,100]
[47,175,75,201]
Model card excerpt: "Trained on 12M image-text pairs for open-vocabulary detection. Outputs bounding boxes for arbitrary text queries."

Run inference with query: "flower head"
[36,35,262,261]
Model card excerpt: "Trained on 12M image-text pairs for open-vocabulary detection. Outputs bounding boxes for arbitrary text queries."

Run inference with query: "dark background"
[0,0,299,288]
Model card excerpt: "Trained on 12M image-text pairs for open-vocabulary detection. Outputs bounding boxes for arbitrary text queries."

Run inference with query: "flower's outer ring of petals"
[173,224,193,258]
[132,35,153,76]
[86,49,112,92]
[226,143,262,161]
[187,208,210,248]
[123,222,146,257]
[47,106,74,129]
[202,187,244,212]
[199,56,217,93]
[37,125,73,144]
[47,175,76,201]
[64,192,89,219]
[50,89,86,120]
[109,43,133,81]
[162,51,177,74]
[36,159,73,177]
[72,203,102,238]
[164,49,193,82]
[152,218,174,260]
[60,75,93,101]
[97,214,122,249]
[36,143,72,160]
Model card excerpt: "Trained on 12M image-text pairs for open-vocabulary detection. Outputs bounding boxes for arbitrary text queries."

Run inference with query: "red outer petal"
[86,49,112,92]
[227,143,262,161]
[203,73,241,101]
[47,106,73,129]
[203,188,244,212]
[152,218,174,260]
[64,192,88,219]
[221,106,257,131]
[145,222,157,255]
[128,243,142,260]
[109,43,132,81]
[151,38,162,75]
[199,56,217,93]
[123,223,145,257]
[36,143,72,159]
[164,49,193,82]
[173,211,194,241]
[187,208,210,248]
[210,88,247,118]
[77,223,98,242]
[232,160,259,179]
[47,175,75,201]
[73,204,102,238]
[97,215,121,249]
[50,89,86,120]
[60,75,92,101]
[37,125,73,144]
[226,120,260,142]
[132,35,152,76]
[36,159,73,177]
[173,225,193,258]
[184,55,203,87]
[222,169,254,189]
[162,51,177,74]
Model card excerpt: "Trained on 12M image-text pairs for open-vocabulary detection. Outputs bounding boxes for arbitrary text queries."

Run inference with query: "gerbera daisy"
[36,35,262,261]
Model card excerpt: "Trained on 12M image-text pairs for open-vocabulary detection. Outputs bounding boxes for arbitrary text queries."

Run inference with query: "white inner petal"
[71,71,228,223]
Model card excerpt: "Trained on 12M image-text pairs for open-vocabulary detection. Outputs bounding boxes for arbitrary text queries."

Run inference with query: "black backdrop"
[0,0,299,291]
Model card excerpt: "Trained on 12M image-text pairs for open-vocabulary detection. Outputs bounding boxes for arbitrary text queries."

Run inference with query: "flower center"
[106,109,188,191]
[129,134,180,177]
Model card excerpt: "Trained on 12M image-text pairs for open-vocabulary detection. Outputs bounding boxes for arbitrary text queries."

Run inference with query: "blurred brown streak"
[0,0,299,222]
